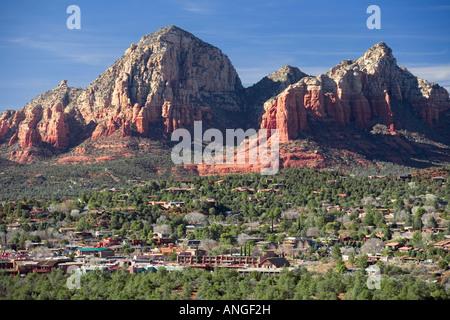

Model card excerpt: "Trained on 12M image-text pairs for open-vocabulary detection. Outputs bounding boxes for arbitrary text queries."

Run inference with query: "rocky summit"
[0,27,449,174]
[0,25,246,163]
[260,42,450,142]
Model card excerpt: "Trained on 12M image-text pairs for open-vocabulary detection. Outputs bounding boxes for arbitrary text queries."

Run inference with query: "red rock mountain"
[0,25,245,162]
[260,42,450,142]
[0,28,449,172]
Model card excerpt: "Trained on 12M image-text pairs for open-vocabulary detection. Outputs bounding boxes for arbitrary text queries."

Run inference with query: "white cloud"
[8,36,121,66]
[405,64,450,91]
[395,49,447,57]
[182,1,214,14]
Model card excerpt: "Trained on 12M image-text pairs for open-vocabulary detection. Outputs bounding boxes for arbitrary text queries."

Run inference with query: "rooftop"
[77,247,112,252]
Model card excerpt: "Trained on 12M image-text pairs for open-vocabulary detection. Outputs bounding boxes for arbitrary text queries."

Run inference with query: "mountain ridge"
[260,40,450,141]
[0,26,449,175]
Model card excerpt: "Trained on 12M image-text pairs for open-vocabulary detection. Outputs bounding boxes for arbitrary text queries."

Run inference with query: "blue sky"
[1,0,449,113]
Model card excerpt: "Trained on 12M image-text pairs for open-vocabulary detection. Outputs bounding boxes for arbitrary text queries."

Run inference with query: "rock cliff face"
[260,42,450,141]
[0,80,84,162]
[0,25,245,162]
[77,25,244,136]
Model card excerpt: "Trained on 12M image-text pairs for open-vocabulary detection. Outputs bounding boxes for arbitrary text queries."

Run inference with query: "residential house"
[13,260,39,274]
[186,240,201,249]
[401,257,418,263]
[144,253,166,263]
[259,257,290,269]
[385,242,403,250]
[74,231,94,240]
[177,251,197,265]
[160,243,179,255]
[148,201,167,206]
[163,201,186,209]
[59,227,77,234]
[98,238,121,247]
[12,258,72,274]
[153,232,175,245]
[0,259,13,271]
[232,187,255,193]
[434,240,450,252]
[131,239,144,246]
[76,247,114,258]
[193,198,217,204]
[32,258,73,274]
[201,255,259,267]
[282,237,313,255]
[185,225,197,234]
[225,211,241,217]
[398,246,413,253]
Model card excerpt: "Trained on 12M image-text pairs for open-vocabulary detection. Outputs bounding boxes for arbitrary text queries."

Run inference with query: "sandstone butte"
[0,25,244,163]
[260,42,450,142]
[190,42,450,175]
[0,26,449,174]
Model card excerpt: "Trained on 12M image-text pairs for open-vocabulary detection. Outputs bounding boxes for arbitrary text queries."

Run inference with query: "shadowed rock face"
[244,65,309,129]
[260,42,450,141]
[0,30,449,170]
